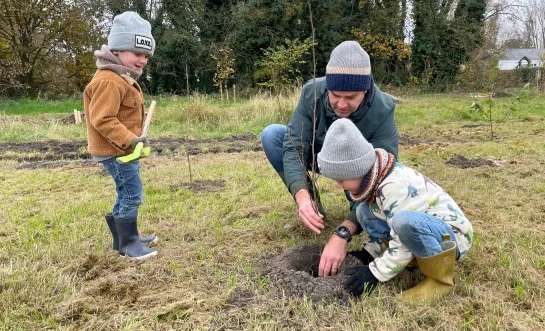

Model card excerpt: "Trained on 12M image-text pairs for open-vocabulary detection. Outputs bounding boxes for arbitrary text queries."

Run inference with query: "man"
[260,40,399,276]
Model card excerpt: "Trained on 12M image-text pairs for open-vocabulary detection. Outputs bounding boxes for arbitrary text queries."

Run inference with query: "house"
[498,49,545,70]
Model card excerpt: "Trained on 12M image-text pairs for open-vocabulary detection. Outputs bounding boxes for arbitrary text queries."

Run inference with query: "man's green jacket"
[283,77,399,222]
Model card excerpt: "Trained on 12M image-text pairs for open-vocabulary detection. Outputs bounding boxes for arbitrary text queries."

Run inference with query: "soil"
[445,154,496,168]
[259,244,364,304]
[0,133,261,169]
[398,134,435,146]
[171,179,226,193]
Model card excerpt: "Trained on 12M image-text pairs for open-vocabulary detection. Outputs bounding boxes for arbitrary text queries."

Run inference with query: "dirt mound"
[260,244,363,304]
[446,155,496,168]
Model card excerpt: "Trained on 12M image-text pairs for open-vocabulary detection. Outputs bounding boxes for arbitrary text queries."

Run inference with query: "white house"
[498,49,545,70]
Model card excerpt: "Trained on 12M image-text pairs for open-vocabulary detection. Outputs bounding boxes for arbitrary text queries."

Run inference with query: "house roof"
[500,49,545,61]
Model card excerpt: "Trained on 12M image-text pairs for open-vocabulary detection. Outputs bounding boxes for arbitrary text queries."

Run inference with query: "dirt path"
[0,134,261,169]
[0,133,495,170]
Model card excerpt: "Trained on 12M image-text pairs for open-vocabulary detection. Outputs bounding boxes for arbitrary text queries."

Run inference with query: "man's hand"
[344,265,379,296]
[295,189,324,234]
[131,135,149,149]
[318,234,348,277]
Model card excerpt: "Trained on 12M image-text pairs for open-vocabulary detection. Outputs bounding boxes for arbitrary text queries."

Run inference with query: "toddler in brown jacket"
[84,11,158,259]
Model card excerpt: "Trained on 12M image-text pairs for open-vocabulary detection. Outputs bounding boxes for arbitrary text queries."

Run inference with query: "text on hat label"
[135,35,152,50]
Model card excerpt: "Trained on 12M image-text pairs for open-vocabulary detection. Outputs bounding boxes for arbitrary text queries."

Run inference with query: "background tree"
[211,44,235,101]
[411,0,486,87]
[353,0,410,85]
[254,38,313,95]
[0,0,103,97]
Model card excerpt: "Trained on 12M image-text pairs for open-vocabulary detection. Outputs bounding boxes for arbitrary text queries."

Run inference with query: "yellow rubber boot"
[401,238,457,302]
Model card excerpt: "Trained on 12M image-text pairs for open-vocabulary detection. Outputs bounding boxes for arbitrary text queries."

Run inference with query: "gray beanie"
[325,41,371,91]
[317,118,376,180]
[108,11,155,56]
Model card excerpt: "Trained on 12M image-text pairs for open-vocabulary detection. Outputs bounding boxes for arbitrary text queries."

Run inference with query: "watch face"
[338,227,349,237]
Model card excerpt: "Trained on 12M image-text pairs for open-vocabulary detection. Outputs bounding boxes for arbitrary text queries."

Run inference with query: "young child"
[316,118,473,301]
[84,11,158,259]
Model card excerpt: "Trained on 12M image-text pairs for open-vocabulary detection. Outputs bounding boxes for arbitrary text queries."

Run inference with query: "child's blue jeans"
[357,204,460,259]
[100,158,143,219]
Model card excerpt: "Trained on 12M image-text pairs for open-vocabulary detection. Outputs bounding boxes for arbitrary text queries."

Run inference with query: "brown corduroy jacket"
[84,70,145,157]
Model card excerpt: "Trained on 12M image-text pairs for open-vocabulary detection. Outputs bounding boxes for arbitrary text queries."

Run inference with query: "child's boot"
[105,213,158,251]
[400,237,456,302]
[114,217,158,259]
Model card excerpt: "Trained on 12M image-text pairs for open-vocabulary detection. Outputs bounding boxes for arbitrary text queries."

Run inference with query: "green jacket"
[283,77,399,222]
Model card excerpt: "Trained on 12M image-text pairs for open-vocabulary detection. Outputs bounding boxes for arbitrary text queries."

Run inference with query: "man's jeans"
[100,158,143,219]
[261,124,287,173]
[357,204,460,259]
[261,123,360,215]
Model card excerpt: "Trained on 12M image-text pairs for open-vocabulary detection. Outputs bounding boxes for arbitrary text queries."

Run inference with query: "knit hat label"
[108,11,155,56]
[135,35,153,50]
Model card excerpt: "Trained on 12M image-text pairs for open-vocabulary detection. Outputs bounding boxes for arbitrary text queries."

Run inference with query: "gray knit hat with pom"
[317,118,376,179]
[108,11,155,56]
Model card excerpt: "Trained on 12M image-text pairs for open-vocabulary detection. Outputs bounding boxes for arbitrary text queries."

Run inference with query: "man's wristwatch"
[334,225,352,243]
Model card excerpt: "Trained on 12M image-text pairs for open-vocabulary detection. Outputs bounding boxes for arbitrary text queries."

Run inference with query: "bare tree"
[521,0,545,48]
[498,0,545,49]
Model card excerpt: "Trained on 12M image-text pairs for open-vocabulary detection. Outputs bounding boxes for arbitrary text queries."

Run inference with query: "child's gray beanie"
[317,118,376,180]
[325,41,372,91]
[108,11,155,56]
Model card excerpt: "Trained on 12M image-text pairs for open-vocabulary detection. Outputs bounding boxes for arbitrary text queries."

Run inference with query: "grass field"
[0,90,544,330]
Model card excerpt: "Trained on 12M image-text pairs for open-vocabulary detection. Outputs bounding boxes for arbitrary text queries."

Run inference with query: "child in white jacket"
[316,118,473,301]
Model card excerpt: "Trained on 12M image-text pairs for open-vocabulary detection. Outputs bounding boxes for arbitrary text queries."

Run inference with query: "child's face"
[114,50,150,72]
[335,178,363,194]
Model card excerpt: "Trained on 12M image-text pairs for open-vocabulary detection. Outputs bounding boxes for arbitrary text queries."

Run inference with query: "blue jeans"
[357,206,460,259]
[100,158,143,219]
[261,124,286,173]
[262,123,357,213]
[357,203,393,242]
[260,123,320,175]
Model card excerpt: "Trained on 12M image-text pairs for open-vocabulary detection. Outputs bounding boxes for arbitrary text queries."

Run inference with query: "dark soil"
[260,244,363,304]
[0,134,260,169]
[399,134,435,146]
[170,179,226,193]
[445,155,496,168]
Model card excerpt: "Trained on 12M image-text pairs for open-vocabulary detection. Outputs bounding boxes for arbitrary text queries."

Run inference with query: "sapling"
[470,83,529,140]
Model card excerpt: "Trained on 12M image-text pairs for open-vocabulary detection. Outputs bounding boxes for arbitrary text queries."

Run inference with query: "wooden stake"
[219,81,223,104]
[74,109,82,124]
[233,84,236,103]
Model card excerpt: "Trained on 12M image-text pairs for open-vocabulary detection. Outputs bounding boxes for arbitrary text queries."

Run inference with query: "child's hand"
[131,136,149,149]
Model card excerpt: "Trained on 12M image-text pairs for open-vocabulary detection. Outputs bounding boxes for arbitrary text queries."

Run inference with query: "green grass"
[0,98,83,115]
[1,90,545,329]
